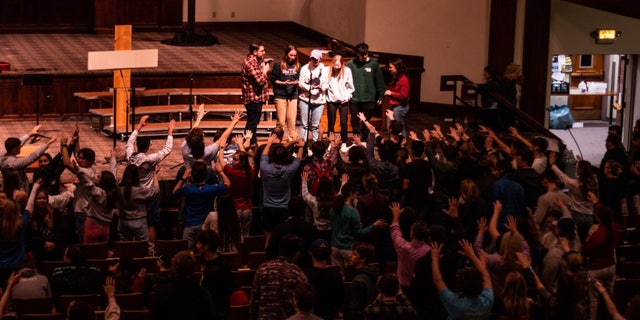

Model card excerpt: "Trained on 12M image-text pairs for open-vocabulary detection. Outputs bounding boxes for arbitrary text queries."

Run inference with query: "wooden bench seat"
[89,104,276,132]
[75,88,273,100]
[89,104,275,117]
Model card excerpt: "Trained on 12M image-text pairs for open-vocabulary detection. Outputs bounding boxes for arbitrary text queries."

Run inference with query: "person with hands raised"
[358,112,401,200]
[173,161,230,250]
[389,202,430,295]
[474,200,531,296]
[1,125,57,195]
[217,136,254,239]
[593,279,640,320]
[0,271,22,317]
[432,240,493,320]
[330,181,387,277]
[103,276,121,320]
[260,133,304,245]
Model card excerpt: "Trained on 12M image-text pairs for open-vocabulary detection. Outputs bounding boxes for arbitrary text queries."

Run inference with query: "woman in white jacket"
[326,54,354,142]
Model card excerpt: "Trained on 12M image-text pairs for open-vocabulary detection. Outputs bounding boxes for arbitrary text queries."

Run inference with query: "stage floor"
[0,29,324,76]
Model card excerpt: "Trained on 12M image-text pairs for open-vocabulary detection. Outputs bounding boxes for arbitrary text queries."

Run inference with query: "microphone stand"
[565,124,583,161]
[188,74,194,129]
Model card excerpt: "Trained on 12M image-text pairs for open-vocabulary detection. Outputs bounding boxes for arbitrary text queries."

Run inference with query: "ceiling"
[562,0,640,21]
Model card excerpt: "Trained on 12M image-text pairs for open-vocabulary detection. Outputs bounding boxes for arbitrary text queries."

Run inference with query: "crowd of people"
[0,41,639,320]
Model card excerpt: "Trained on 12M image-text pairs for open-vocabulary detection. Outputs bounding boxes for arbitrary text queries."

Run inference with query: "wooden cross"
[87,25,158,144]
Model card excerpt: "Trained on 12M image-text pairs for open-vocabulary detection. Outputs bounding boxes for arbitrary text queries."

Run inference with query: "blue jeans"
[298,100,324,141]
[182,225,203,250]
[237,209,252,239]
[387,104,410,136]
[75,212,87,243]
[118,218,149,242]
[572,211,594,243]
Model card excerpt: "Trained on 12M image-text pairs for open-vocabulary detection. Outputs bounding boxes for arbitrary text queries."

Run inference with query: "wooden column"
[521,0,551,125]
[113,25,132,128]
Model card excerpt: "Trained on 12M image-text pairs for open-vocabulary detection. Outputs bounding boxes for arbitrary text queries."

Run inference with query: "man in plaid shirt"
[241,42,272,146]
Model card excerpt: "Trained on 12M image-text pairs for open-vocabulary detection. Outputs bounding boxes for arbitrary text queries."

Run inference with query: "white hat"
[310,49,323,60]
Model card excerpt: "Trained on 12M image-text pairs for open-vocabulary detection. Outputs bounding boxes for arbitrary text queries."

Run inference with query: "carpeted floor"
[0,30,323,76]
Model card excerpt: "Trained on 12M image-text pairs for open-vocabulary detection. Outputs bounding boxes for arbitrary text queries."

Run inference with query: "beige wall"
[363,0,491,103]
[292,0,366,45]
[191,0,295,22]
[550,0,640,55]
[192,0,490,104]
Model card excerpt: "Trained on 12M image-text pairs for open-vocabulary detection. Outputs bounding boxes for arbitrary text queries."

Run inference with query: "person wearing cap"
[298,49,328,142]
[346,43,385,138]
[241,42,271,146]
[1,124,57,195]
[304,238,343,320]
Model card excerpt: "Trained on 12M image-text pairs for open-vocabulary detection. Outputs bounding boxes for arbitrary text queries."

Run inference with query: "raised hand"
[443,198,459,218]
[357,112,367,122]
[386,109,394,121]
[477,217,487,235]
[505,215,518,234]
[231,109,243,123]
[389,202,404,217]
[340,173,349,184]
[29,124,42,137]
[139,115,149,126]
[408,130,418,141]
[422,129,431,141]
[515,251,531,269]
[301,170,309,182]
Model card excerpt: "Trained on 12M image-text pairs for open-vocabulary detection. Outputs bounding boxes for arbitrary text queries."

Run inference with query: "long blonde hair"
[1,197,23,242]
[502,272,531,319]
[329,55,345,80]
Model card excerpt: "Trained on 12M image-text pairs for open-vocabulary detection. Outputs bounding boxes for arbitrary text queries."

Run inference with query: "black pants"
[244,101,263,145]
[349,101,376,137]
[327,101,349,141]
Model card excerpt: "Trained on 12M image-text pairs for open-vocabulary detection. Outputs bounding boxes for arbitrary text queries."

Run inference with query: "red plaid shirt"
[241,54,269,104]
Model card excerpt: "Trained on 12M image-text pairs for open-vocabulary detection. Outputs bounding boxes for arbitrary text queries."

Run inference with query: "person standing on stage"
[270,44,300,141]
[384,58,410,137]
[347,43,385,138]
[241,42,272,146]
[326,54,354,142]
[298,49,328,142]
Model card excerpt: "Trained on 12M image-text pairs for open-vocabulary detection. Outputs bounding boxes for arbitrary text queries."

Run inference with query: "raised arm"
[215,110,242,148]
[459,239,492,289]
[488,201,502,240]
[508,126,533,148]
[430,242,447,293]
[213,162,231,189]
[193,104,207,128]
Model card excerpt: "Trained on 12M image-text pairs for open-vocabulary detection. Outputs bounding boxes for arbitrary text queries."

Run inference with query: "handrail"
[487,90,561,141]
[440,74,561,141]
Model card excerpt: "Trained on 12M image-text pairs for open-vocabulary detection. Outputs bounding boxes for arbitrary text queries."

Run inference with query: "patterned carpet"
[0,30,324,76]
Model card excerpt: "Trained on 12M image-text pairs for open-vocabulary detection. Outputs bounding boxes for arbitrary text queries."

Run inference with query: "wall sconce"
[590,29,621,44]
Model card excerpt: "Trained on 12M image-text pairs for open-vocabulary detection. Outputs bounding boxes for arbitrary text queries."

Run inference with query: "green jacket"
[345,264,379,320]
[346,58,385,103]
